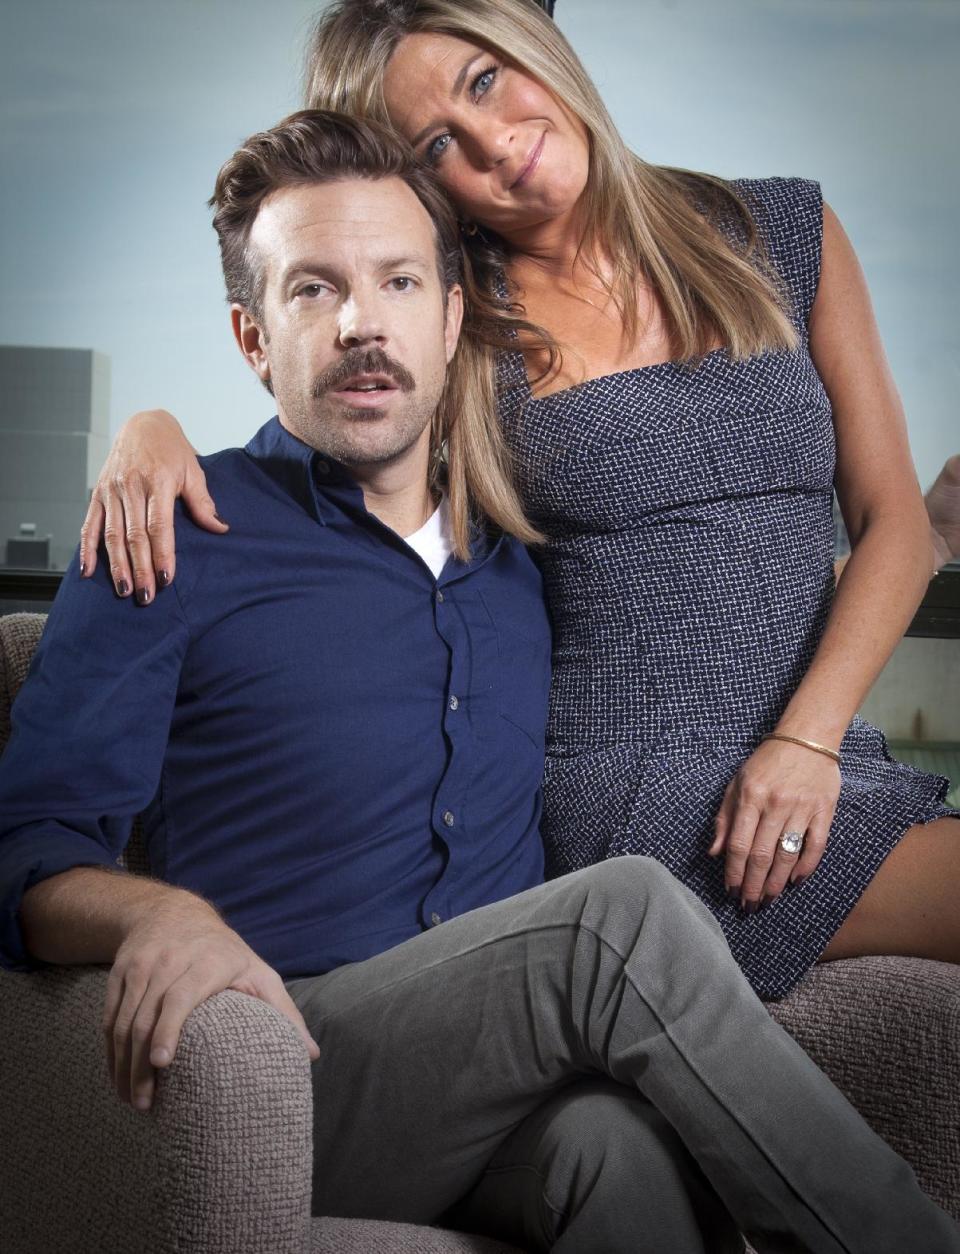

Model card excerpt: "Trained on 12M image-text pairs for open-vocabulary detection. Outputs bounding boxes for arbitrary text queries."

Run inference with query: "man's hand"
[103,894,320,1111]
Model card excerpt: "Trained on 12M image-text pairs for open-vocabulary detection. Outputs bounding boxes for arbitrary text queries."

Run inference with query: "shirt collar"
[244,416,360,527]
[243,417,503,571]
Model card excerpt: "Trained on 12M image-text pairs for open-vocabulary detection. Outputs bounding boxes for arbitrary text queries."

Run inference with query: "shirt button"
[448,695,459,711]
[442,810,455,827]
[430,912,442,926]
[436,590,445,604]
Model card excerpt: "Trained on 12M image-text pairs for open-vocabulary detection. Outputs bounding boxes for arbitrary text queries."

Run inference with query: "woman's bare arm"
[713,203,936,907]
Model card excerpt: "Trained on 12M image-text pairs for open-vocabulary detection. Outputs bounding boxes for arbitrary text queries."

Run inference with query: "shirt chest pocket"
[476,585,552,750]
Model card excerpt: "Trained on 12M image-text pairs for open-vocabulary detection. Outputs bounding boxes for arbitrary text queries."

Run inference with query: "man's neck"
[355,468,438,539]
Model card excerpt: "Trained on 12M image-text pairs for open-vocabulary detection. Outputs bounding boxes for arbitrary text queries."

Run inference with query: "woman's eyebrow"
[408,52,485,149]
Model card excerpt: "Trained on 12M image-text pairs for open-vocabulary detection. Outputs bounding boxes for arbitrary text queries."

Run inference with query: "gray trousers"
[287,857,959,1254]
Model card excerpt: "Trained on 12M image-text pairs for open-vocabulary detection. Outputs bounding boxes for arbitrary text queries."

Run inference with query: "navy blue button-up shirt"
[0,419,550,976]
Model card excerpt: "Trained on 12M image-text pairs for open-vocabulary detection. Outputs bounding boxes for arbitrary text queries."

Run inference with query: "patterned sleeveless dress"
[496,176,958,1000]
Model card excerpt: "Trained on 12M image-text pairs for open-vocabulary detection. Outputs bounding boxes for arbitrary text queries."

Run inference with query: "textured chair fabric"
[768,955,960,1221]
[1,609,957,1251]
[310,1220,527,1253]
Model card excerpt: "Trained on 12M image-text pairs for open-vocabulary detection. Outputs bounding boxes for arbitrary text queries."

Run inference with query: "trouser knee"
[574,854,717,926]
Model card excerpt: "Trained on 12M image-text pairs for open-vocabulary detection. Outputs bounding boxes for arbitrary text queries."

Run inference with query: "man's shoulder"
[172,441,298,540]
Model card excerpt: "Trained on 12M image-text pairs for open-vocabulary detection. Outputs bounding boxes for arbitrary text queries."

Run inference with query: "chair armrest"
[0,965,314,1253]
[767,956,960,1220]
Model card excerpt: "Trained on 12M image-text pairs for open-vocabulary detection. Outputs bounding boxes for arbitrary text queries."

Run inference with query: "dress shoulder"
[728,176,823,334]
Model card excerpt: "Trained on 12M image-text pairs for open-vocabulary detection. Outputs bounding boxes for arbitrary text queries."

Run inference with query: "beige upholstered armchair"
[1,611,957,1253]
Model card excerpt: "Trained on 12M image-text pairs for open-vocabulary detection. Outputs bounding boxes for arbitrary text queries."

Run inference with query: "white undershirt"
[404,494,453,580]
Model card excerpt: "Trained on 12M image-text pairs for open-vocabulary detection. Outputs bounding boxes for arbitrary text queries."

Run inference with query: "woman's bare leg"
[820,817,960,963]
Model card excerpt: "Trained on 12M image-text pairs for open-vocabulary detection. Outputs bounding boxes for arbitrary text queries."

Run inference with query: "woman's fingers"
[79,494,105,578]
[102,482,134,598]
[737,809,788,910]
[791,807,833,883]
[116,472,159,605]
[759,816,807,904]
[708,787,734,857]
[722,796,762,900]
[183,461,229,536]
[142,487,180,598]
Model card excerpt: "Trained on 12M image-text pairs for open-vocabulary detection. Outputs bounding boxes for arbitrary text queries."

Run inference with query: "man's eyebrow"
[374,254,432,272]
[408,52,484,150]
[281,255,432,283]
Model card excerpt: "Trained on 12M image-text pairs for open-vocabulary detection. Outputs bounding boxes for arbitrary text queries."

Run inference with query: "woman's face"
[382,32,590,241]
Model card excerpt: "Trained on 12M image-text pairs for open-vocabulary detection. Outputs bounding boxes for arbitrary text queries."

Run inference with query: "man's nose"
[337,295,387,348]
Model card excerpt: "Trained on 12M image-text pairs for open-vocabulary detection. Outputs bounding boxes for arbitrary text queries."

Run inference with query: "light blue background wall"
[1,0,957,484]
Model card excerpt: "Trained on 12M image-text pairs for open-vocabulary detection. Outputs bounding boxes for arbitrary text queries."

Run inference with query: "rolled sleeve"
[0,553,190,969]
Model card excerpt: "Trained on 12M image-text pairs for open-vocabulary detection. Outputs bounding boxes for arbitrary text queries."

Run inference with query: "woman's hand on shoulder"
[709,737,841,911]
[80,410,227,605]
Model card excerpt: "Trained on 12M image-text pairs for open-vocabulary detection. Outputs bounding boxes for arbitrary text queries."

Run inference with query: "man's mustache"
[313,348,416,397]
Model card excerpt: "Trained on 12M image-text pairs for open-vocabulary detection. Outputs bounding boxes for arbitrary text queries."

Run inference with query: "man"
[0,111,956,1254]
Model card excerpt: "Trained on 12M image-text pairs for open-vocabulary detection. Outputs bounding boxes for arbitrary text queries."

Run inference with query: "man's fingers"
[110,974,151,1105]
[259,978,320,1060]
[79,495,105,578]
[128,990,165,1112]
[148,973,216,1074]
[101,963,126,1082]
[183,463,228,535]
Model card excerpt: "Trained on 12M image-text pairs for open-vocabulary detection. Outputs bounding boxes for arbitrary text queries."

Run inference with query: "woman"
[80,0,958,1000]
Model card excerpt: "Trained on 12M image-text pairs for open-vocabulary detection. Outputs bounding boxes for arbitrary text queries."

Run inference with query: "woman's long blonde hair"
[304,0,798,363]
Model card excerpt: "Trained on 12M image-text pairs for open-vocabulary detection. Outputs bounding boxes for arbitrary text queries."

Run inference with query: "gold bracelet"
[761,732,841,764]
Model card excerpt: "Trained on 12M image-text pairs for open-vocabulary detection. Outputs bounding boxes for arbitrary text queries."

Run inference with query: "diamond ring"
[779,830,804,856]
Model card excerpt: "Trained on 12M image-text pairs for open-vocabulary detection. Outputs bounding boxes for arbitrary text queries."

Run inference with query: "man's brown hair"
[210,108,461,321]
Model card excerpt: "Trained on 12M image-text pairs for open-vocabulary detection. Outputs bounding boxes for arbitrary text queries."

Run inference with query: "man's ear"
[231,305,271,387]
[444,284,464,365]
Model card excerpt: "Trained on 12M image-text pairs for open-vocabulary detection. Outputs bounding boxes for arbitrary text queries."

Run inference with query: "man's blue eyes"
[426,64,498,164]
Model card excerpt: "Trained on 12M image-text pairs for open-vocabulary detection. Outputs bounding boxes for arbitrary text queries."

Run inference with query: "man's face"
[236,176,462,469]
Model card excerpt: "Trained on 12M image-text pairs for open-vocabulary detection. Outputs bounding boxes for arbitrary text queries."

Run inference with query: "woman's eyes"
[472,65,497,98]
[427,134,452,164]
[425,63,499,165]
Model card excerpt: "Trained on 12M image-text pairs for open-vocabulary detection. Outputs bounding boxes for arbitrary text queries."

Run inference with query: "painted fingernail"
[116,579,129,597]
[726,886,740,901]
[136,586,151,606]
[742,900,758,915]
[214,512,227,525]
[80,560,87,577]
[157,569,170,588]
[793,875,807,888]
